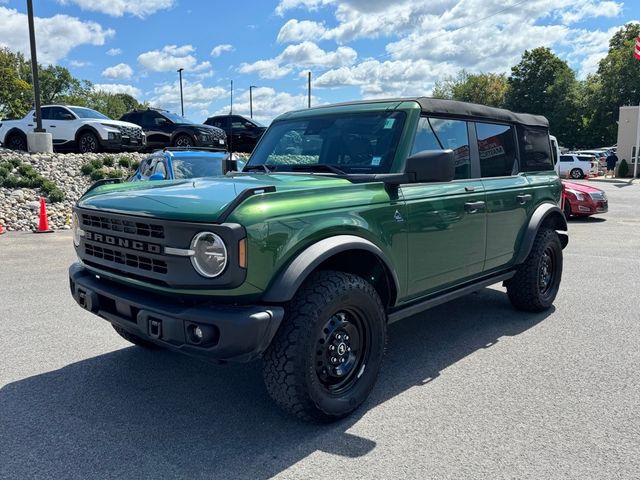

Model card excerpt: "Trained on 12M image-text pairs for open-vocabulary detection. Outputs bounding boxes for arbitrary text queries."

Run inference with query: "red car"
[562,180,608,218]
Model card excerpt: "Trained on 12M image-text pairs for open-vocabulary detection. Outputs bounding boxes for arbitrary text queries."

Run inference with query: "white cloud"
[149,80,227,111]
[57,0,175,18]
[239,41,357,79]
[137,44,209,72]
[106,48,122,56]
[559,0,622,24]
[102,63,133,79]
[210,44,234,57]
[0,6,114,64]
[277,19,327,43]
[93,83,142,97]
[69,60,91,67]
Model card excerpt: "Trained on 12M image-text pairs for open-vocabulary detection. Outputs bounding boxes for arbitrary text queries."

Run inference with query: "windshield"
[246,111,406,174]
[69,107,110,119]
[172,156,224,179]
[162,111,196,125]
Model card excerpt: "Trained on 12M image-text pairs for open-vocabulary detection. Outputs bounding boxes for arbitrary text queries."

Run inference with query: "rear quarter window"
[517,126,553,172]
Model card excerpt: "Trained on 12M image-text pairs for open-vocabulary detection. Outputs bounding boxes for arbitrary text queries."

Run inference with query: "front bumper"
[99,136,146,152]
[69,263,283,362]
[571,199,608,215]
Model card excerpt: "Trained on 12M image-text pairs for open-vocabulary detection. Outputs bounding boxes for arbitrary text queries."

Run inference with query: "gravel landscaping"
[0,148,146,231]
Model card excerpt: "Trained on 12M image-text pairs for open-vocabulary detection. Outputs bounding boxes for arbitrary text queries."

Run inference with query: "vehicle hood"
[562,180,603,194]
[85,119,143,130]
[77,174,351,222]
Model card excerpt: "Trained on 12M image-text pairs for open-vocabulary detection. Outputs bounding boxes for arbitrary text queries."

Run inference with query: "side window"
[476,122,517,177]
[126,112,141,124]
[559,155,573,163]
[141,111,158,127]
[231,116,249,131]
[51,107,72,120]
[40,107,53,120]
[411,117,471,180]
[517,126,553,172]
[154,160,167,178]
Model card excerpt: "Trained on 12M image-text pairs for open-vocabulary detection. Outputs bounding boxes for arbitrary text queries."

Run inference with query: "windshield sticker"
[383,118,395,129]
[371,156,382,166]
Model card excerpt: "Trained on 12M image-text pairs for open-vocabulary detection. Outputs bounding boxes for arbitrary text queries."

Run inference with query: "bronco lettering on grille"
[85,231,162,254]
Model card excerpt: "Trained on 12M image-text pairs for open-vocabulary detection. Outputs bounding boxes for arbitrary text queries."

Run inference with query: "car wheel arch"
[261,235,399,309]
[75,125,101,143]
[514,203,568,265]
[3,128,27,145]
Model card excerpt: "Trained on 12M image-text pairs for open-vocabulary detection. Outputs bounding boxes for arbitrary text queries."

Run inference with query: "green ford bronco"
[69,98,568,421]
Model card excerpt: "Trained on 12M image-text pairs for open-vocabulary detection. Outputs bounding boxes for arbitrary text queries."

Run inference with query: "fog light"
[193,326,203,340]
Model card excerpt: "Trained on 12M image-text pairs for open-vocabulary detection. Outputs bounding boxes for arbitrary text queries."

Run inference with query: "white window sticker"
[371,156,382,166]
[384,118,395,129]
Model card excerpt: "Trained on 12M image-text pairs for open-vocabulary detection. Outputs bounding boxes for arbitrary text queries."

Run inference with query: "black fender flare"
[261,235,400,304]
[3,127,27,145]
[75,125,102,143]
[514,203,568,265]
[171,128,198,145]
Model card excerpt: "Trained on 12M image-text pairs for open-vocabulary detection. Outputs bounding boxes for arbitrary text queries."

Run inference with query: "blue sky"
[0,0,637,123]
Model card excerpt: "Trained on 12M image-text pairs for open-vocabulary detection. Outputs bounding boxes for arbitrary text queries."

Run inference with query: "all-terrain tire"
[262,271,386,422]
[112,324,161,349]
[506,228,563,312]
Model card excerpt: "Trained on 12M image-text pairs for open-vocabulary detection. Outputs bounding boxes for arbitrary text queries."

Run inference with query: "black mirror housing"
[404,149,455,183]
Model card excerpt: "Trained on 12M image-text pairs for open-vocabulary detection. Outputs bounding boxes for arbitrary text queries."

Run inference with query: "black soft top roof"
[414,97,548,128]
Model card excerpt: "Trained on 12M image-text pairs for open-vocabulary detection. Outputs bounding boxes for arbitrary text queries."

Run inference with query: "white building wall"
[617,106,639,170]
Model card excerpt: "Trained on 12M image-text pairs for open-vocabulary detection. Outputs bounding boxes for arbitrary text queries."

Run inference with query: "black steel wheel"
[506,228,563,312]
[263,271,386,422]
[78,132,99,153]
[174,134,194,148]
[7,134,27,151]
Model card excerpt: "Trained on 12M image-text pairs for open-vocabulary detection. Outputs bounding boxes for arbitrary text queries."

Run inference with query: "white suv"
[0,105,145,153]
[558,154,596,179]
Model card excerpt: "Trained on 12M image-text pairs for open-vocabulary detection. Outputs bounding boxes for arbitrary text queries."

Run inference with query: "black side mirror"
[404,149,455,183]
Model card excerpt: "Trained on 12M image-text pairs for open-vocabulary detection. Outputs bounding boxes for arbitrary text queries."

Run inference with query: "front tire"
[563,201,572,219]
[262,271,386,422]
[173,134,194,148]
[78,132,100,153]
[6,133,27,151]
[570,168,583,179]
[506,228,563,312]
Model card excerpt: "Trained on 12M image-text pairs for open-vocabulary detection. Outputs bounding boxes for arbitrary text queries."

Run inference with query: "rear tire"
[563,202,571,219]
[112,324,161,349]
[506,228,563,312]
[262,271,386,422]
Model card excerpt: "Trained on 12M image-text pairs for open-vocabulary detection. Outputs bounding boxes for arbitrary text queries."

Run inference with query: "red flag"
[635,34,640,60]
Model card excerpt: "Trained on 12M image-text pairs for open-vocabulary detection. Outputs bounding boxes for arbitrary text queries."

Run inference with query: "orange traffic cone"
[0,223,5,235]
[34,197,54,233]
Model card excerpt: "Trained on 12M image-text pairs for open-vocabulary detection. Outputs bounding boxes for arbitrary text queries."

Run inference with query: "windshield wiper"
[290,164,347,175]
[243,164,274,173]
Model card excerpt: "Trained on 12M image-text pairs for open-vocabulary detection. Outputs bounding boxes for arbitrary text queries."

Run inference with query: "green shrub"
[1,176,19,188]
[80,163,95,175]
[0,166,9,178]
[90,169,106,181]
[102,155,114,167]
[618,159,629,177]
[40,180,57,194]
[107,169,123,179]
[118,157,131,168]
[8,158,21,168]
[90,158,103,170]
[131,160,140,170]
[48,189,65,203]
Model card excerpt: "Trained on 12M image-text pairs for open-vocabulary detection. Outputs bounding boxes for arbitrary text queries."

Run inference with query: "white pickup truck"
[0,105,145,153]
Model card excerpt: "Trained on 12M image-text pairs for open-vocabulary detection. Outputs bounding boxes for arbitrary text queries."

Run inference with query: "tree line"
[2,23,639,148]
[432,23,640,149]
[0,48,146,121]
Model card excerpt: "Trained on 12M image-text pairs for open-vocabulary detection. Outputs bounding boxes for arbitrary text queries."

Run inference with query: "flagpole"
[634,101,640,179]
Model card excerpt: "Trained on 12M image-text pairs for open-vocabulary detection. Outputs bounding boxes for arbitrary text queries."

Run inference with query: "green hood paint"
[78,174,352,222]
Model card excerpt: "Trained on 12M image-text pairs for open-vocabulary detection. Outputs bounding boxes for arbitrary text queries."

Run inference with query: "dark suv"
[204,114,266,153]
[121,108,226,150]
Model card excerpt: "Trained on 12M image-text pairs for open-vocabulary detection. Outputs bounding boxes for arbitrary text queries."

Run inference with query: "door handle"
[50,125,56,128]
[516,194,532,205]
[464,186,475,192]
[464,201,486,213]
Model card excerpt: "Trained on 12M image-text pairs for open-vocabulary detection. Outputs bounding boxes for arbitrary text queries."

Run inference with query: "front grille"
[85,243,168,274]
[81,214,164,239]
[117,125,143,140]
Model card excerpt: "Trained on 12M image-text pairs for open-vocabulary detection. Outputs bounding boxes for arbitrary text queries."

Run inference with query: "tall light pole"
[249,85,257,119]
[307,71,311,108]
[177,68,184,116]
[25,0,52,152]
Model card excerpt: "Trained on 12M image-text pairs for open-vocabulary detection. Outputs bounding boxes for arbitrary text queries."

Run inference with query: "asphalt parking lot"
[1,180,639,480]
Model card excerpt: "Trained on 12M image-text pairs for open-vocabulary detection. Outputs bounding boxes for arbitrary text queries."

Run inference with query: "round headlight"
[72,212,81,247]
[190,232,227,278]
